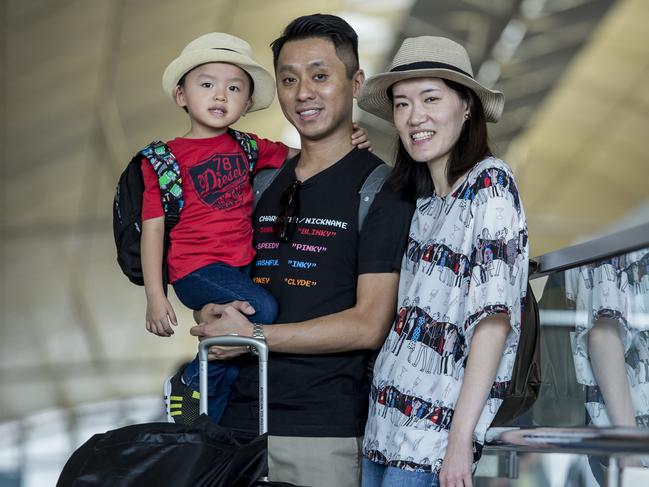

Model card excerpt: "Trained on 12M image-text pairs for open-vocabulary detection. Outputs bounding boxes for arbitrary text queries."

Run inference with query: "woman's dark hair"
[387,78,492,200]
[270,13,359,79]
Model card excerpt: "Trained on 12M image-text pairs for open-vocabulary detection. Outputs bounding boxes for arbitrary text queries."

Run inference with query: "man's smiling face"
[275,37,362,143]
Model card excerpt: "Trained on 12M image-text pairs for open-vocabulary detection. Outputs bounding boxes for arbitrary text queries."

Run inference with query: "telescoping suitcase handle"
[198,336,269,435]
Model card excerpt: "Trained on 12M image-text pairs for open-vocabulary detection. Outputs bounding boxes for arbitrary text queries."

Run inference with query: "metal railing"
[484,427,649,487]
[530,222,649,279]
[483,221,649,486]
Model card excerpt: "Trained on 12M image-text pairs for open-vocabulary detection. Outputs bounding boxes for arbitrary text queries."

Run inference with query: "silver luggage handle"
[198,336,269,435]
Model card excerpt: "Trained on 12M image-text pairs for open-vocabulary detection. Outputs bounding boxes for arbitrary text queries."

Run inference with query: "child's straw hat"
[162,32,275,112]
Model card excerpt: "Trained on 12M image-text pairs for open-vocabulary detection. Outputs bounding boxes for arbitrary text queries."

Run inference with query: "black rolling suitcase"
[57,336,298,486]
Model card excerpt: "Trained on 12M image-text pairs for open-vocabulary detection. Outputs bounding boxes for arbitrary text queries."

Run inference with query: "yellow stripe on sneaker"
[170,411,182,416]
[170,403,183,409]
[169,396,183,401]
[192,391,200,399]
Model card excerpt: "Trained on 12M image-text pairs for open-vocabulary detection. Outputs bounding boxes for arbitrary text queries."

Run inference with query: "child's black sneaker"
[163,371,200,424]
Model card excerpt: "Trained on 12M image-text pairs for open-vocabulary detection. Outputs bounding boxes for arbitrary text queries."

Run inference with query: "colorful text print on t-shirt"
[189,153,247,210]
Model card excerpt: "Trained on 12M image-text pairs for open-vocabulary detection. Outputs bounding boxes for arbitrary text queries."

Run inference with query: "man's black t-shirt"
[220,148,414,437]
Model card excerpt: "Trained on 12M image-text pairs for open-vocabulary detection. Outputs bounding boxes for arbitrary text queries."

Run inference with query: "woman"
[358,36,529,487]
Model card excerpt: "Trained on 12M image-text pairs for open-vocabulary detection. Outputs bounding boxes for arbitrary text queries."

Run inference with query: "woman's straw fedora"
[358,36,504,123]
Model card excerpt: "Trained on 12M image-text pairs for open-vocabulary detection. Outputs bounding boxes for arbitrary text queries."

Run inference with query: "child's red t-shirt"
[141,132,289,283]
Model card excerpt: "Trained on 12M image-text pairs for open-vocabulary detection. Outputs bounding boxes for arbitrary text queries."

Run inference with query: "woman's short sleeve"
[464,166,529,339]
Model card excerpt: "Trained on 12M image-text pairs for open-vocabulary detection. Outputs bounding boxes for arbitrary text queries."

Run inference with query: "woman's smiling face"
[391,77,469,168]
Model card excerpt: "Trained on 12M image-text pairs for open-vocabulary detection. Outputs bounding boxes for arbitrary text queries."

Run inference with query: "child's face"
[175,62,253,138]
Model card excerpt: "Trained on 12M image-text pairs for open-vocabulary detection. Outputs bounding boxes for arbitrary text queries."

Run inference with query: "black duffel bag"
[56,416,267,487]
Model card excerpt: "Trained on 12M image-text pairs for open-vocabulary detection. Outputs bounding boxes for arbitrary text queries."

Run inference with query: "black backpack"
[491,260,542,426]
[113,129,258,287]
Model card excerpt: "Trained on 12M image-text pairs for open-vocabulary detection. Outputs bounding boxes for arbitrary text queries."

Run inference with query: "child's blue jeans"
[172,261,278,422]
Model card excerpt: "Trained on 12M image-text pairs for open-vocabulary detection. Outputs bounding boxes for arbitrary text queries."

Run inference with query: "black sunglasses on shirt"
[272,179,301,242]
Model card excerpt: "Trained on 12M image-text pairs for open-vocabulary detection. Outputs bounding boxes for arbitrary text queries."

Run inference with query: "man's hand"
[193,300,256,324]
[190,302,257,360]
[351,123,373,151]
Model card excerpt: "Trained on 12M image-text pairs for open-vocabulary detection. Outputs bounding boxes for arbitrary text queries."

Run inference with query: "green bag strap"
[140,141,183,228]
[228,128,259,174]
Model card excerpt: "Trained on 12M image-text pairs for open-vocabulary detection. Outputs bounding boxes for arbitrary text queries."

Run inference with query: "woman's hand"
[439,435,474,487]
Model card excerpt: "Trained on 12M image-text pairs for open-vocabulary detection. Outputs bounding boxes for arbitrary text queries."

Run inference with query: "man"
[191,14,414,487]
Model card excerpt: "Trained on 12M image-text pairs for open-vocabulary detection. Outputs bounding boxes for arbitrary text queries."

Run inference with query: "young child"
[141,33,369,424]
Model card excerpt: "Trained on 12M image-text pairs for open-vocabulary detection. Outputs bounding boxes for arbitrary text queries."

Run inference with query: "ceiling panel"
[510,0,649,250]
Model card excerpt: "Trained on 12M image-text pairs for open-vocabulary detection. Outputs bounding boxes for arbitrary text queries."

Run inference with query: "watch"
[249,323,265,355]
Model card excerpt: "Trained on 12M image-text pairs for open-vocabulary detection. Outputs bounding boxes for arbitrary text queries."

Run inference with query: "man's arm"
[191,271,399,358]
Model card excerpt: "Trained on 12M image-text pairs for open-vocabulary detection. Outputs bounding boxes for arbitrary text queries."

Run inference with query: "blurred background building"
[1,0,648,485]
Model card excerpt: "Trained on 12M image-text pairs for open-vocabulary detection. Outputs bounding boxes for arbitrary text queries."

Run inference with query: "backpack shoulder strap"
[252,161,391,223]
[358,163,391,232]
[228,128,259,174]
[140,141,183,228]
[253,168,281,209]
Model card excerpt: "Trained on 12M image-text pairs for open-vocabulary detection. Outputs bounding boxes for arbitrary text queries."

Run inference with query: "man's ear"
[174,85,186,108]
[352,69,366,99]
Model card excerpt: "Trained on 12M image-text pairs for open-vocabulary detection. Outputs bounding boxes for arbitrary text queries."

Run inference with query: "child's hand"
[351,123,373,152]
[146,295,178,337]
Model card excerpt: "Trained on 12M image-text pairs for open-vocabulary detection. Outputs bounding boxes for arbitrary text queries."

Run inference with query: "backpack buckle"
[164,200,181,228]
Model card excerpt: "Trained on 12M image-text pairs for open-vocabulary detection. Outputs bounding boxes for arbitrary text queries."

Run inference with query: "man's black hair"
[271,13,359,79]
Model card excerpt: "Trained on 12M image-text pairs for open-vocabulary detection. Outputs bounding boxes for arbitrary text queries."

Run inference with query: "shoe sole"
[163,376,174,423]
